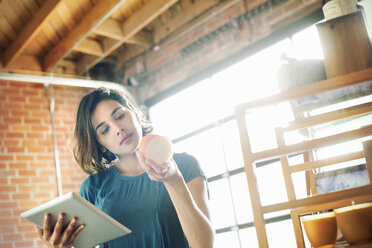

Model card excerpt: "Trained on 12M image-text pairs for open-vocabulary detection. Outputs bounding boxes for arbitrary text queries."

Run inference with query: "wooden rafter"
[76,0,177,75]
[43,0,127,72]
[126,31,153,47]
[2,0,61,67]
[73,38,103,57]
[93,18,153,46]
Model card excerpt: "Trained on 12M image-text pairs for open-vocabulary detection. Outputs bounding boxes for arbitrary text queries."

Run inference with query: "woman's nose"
[117,128,124,135]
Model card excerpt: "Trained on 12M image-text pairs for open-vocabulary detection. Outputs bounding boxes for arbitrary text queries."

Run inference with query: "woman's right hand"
[37,213,85,248]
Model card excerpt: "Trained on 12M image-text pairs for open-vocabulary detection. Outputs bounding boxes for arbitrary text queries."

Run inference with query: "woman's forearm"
[165,177,214,248]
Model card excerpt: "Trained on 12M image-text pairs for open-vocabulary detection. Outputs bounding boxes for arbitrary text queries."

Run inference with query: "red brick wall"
[0,81,88,248]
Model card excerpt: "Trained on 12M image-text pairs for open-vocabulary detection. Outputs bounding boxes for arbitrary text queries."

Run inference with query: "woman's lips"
[120,133,132,145]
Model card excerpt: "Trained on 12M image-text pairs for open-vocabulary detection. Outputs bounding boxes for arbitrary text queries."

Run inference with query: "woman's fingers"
[42,213,52,240]
[136,150,167,174]
[54,213,65,235]
[61,217,77,243]
[66,224,85,245]
[36,226,43,239]
[48,213,65,245]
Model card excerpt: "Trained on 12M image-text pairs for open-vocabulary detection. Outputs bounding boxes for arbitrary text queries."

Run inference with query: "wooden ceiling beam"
[43,0,127,72]
[10,55,43,71]
[94,18,153,46]
[93,18,123,40]
[73,38,103,57]
[2,0,61,68]
[126,31,153,47]
[76,0,177,75]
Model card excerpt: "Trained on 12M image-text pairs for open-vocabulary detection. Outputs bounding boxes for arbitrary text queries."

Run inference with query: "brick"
[32,177,51,184]
[0,155,13,160]
[9,96,27,102]
[0,170,15,177]
[12,193,31,200]
[5,132,24,138]
[21,139,37,146]
[28,97,46,104]
[0,217,19,225]
[3,117,22,124]
[26,133,44,139]
[22,89,40,96]
[3,139,19,146]
[9,162,28,169]
[30,111,49,118]
[0,243,13,248]
[31,125,49,132]
[24,232,39,239]
[0,194,10,200]
[0,186,16,193]
[0,225,15,233]
[7,147,25,153]
[29,162,49,168]
[24,103,42,111]
[11,177,30,184]
[0,210,11,217]
[11,109,30,117]
[28,147,47,153]
[1,88,21,95]
[14,240,34,247]
[24,117,42,124]
[9,81,30,88]
[36,155,54,161]
[18,200,38,209]
[3,233,23,242]
[16,224,34,232]
[33,192,53,199]
[16,155,34,161]
[19,185,37,192]
[18,170,36,176]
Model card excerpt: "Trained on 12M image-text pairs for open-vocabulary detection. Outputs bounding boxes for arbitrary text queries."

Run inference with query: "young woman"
[37,87,214,248]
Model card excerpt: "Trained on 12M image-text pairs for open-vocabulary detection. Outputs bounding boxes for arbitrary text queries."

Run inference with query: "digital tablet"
[21,192,131,248]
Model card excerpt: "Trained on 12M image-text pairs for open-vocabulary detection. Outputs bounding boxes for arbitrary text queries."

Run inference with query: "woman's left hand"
[136,150,181,184]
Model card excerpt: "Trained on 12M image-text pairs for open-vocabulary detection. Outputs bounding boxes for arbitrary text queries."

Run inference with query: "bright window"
[148,24,324,247]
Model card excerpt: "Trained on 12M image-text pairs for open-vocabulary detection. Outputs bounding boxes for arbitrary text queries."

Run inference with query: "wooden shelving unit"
[235,67,372,247]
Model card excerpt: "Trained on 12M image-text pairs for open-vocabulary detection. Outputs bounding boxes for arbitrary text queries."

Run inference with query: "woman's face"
[91,99,143,156]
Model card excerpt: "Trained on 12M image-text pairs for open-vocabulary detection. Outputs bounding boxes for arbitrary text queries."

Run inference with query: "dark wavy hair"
[72,87,153,174]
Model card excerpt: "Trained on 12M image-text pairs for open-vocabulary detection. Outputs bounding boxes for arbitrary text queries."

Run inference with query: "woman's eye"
[115,113,124,120]
[101,126,109,135]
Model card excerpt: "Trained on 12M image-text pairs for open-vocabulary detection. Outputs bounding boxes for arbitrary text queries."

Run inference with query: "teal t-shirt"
[79,153,206,248]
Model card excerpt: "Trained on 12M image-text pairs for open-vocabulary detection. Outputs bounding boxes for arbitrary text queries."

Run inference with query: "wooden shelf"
[235,68,372,247]
[335,241,372,248]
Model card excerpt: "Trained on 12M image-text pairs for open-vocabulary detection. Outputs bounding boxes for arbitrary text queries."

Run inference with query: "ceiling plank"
[10,55,43,71]
[93,18,124,40]
[43,0,127,72]
[76,0,177,75]
[126,31,153,47]
[73,38,103,56]
[2,0,61,68]
[94,18,153,46]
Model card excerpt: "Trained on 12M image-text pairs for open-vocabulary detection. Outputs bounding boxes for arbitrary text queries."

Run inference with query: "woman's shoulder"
[173,152,205,183]
[173,152,198,164]
[81,166,112,189]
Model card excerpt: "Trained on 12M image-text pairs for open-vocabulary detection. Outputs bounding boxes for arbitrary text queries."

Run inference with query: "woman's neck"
[114,152,145,177]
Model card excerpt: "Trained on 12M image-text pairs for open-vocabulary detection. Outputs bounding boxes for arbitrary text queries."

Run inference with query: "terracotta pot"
[334,202,372,245]
[302,212,338,248]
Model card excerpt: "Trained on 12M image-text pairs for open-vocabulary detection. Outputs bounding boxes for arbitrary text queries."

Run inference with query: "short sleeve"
[173,153,206,183]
